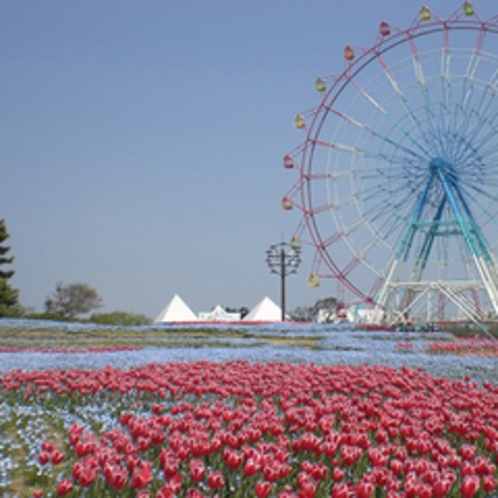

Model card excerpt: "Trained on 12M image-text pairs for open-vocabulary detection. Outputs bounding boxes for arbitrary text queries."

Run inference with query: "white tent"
[154,294,199,323]
[243,296,283,322]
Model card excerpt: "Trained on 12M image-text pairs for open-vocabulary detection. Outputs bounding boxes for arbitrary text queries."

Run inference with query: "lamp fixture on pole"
[266,238,301,321]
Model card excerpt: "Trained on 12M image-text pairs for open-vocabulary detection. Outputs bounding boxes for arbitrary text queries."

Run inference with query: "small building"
[198,305,241,322]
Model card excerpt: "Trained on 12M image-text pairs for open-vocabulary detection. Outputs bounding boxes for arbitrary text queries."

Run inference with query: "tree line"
[0,218,341,324]
[0,219,151,325]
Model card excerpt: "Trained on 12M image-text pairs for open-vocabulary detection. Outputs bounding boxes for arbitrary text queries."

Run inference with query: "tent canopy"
[154,294,199,323]
[243,296,283,322]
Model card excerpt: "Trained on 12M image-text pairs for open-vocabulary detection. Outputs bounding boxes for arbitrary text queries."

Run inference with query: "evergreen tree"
[0,219,14,279]
[0,219,22,317]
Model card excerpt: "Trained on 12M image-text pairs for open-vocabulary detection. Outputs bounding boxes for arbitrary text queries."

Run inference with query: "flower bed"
[1,361,498,497]
[426,339,498,357]
[396,338,498,358]
[0,345,142,354]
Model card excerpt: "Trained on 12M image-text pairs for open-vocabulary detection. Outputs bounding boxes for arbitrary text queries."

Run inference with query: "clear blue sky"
[2,1,495,319]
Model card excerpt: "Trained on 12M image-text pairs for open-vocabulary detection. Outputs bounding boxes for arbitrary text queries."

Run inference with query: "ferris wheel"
[283,3,498,325]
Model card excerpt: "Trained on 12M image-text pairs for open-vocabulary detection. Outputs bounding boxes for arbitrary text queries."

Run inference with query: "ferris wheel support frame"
[375,155,498,324]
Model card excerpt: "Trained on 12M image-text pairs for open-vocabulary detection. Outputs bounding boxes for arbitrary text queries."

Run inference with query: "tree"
[0,219,22,317]
[225,306,250,319]
[311,296,341,323]
[45,282,103,320]
[89,311,152,326]
[290,296,340,323]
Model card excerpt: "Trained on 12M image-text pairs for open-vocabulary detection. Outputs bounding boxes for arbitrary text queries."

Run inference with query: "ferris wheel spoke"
[406,33,440,142]
[460,184,498,226]
[339,217,375,242]
[465,87,497,133]
[367,200,413,237]
[464,79,498,146]
[342,221,397,277]
[461,179,498,202]
[324,110,424,161]
[358,169,416,198]
[440,45,458,134]
[473,127,498,156]
[358,188,414,236]
[372,52,434,158]
[312,135,420,168]
[344,245,379,278]
[320,136,420,164]
[343,256,362,277]
[454,24,493,136]
[304,202,334,215]
[448,54,479,139]
[341,79,429,160]
[474,114,498,152]
[367,181,413,209]
[359,181,408,209]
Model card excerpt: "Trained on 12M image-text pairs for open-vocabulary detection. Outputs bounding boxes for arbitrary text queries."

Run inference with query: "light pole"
[266,239,301,321]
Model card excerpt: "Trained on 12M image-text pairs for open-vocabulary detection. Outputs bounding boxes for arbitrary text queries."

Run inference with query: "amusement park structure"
[283,3,498,327]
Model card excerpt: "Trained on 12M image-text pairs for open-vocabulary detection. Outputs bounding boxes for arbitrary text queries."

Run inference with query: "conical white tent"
[154,294,199,323]
[243,296,283,322]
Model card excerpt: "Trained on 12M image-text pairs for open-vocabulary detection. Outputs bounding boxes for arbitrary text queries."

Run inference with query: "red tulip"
[255,480,272,498]
[41,440,54,453]
[55,479,73,496]
[459,444,477,461]
[131,463,152,489]
[340,445,362,466]
[189,459,206,483]
[223,447,243,470]
[156,487,176,498]
[207,471,224,490]
[186,489,207,498]
[105,464,128,491]
[460,475,480,498]
[264,460,282,482]
[483,475,497,493]
[332,483,350,498]
[51,449,65,465]
[167,474,183,494]
[162,456,179,478]
[68,424,84,446]
[77,465,97,487]
[356,481,374,498]
[243,457,262,477]
[332,467,345,483]
[404,476,421,498]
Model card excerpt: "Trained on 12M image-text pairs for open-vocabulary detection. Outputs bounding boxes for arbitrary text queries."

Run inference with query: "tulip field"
[1,320,497,497]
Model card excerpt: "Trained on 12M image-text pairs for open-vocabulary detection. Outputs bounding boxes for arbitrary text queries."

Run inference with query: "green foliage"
[0,279,23,317]
[0,219,14,280]
[224,306,250,319]
[0,219,22,317]
[24,310,68,321]
[89,311,152,326]
[290,296,340,322]
[45,282,103,320]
